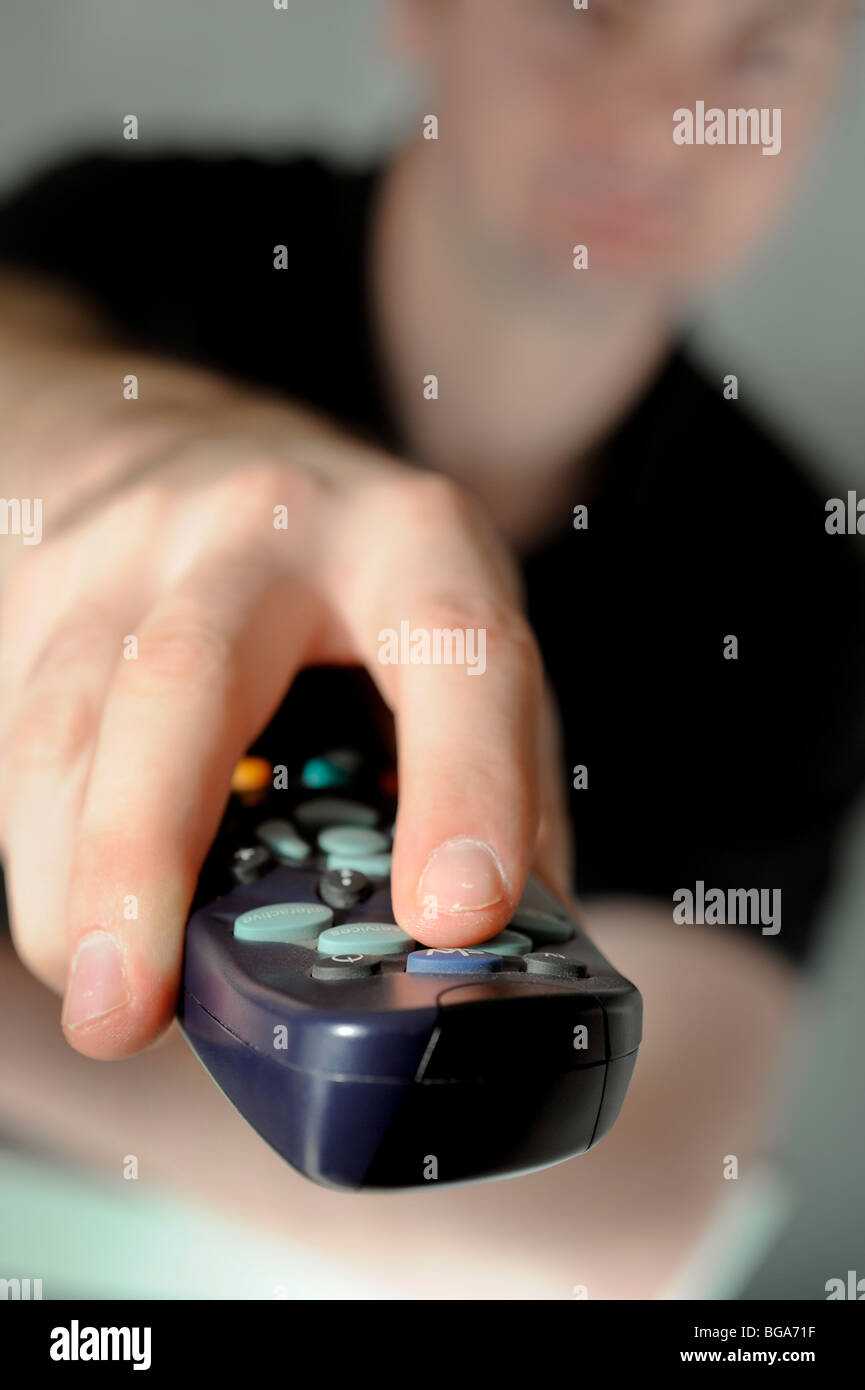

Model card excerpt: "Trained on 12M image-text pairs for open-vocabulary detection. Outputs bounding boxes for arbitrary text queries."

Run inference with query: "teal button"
[326,852,392,880]
[301,757,353,790]
[255,819,311,862]
[466,929,533,957]
[509,908,574,944]
[318,826,389,856]
[317,922,413,956]
[294,798,378,829]
[233,903,333,943]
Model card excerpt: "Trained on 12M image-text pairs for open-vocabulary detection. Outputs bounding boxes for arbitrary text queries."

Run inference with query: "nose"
[561,44,703,170]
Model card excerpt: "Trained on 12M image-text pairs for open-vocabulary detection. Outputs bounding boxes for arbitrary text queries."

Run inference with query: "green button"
[318,826,389,856]
[256,819,311,862]
[508,908,574,944]
[301,757,354,790]
[294,798,378,829]
[233,903,333,943]
[466,929,533,957]
[325,852,392,880]
[317,922,413,956]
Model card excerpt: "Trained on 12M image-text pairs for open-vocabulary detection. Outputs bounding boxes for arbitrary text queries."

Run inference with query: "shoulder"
[0,150,369,267]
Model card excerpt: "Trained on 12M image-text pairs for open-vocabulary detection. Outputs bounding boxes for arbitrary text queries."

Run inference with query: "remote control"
[179,744,642,1191]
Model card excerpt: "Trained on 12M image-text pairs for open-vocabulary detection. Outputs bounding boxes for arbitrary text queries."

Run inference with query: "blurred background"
[0,0,863,1300]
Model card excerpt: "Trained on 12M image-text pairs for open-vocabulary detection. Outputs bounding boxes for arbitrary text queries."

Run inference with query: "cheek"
[674,154,797,282]
[438,39,553,226]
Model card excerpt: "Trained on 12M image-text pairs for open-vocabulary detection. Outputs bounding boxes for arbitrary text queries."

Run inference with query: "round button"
[233,902,334,943]
[524,952,588,979]
[311,954,382,981]
[406,949,501,975]
[317,922,414,956]
[317,825,390,856]
[317,868,372,911]
[466,929,533,958]
[294,798,378,829]
[301,756,354,790]
[509,908,575,944]
[230,845,273,884]
[230,757,272,794]
[325,852,391,880]
[255,819,311,863]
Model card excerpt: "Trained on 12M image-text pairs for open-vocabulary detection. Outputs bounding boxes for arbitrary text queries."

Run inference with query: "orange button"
[231,756,272,794]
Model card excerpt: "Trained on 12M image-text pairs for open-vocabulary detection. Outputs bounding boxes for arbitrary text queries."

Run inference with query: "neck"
[370,140,676,548]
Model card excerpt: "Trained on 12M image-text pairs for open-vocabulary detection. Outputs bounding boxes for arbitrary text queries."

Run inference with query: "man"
[0,0,862,1296]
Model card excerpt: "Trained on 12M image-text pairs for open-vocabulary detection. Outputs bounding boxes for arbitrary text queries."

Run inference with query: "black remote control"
[179,744,642,1191]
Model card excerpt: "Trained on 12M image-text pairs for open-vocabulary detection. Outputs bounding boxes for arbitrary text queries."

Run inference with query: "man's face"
[396,0,850,292]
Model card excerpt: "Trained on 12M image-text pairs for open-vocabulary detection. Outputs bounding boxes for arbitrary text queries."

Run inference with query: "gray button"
[256,819,311,862]
[233,903,334,943]
[524,952,588,979]
[317,825,390,856]
[509,908,575,944]
[294,798,379,829]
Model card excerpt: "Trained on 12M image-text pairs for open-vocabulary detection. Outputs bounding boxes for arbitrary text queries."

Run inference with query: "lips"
[541,156,682,253]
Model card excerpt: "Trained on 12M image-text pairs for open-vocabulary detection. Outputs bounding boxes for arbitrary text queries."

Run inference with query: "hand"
[0,424,573,1059]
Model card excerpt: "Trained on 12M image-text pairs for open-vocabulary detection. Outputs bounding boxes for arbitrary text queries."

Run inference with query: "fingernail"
[62,931,130,1029]
[417,837,505,913]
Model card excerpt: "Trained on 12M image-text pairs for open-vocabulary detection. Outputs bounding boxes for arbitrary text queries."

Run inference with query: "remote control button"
[230,757,272,794]
[508,908,575,944]
[524,952,588,979]
[497,956,526,972]
[230,846,273,884]
[294,797,378,829]
[466,929,533,957]
[407,949,501,975]
[317,922,414,956]
[311,954,382,981]
[317,868,372,911]
[317,825,390,856]
[301,755,354,790]
[324,748,363,772]
[255,819,311,863]
[325,852,392,880]
[233,903,334,943]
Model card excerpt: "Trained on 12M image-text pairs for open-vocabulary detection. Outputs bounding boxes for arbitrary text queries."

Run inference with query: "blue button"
[294,798,378,829]
[317,825,390,856]
[406,949,502,975]
[326,852,392,880]
[301,756,354,790]
[255,819,311,862]
[317,922,414,956]
[234,903,333,943]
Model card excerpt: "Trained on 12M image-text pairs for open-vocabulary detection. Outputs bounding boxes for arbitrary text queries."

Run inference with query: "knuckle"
[412,592,541,673]
[131,615,231,691]
[26,605,112,682]
[10,686,97,771]
[221,460,325,531]
[383,472,473,532]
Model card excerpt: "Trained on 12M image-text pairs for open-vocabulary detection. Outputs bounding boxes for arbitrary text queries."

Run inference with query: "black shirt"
[2,151,864,963]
